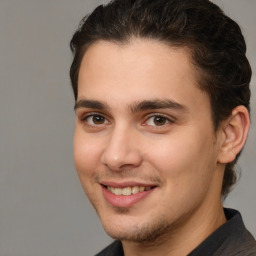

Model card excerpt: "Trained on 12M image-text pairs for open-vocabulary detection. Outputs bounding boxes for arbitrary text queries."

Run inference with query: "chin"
[100,212,173,244]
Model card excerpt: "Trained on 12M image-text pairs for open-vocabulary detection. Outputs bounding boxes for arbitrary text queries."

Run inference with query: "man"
[70,0,256,255]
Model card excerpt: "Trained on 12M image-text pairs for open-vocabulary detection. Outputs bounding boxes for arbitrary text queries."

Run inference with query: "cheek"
[73,128,103,178]
[73,129,105,204]
[144,132,217,217]
[146,128,216,185]
[145,135,196,171]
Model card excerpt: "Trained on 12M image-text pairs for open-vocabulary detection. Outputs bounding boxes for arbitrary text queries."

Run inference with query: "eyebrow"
[129,99,188,113]
[74,99,188,113]
[74,99,109,111]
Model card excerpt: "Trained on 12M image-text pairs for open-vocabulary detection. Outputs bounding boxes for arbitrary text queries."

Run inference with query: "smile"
[107,186,152,196]
[101,183,156,208]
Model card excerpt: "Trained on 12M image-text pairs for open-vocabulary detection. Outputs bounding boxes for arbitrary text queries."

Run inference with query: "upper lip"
[100,181,158,188]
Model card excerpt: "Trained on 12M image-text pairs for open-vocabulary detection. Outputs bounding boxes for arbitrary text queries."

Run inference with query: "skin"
[73,39,249,256]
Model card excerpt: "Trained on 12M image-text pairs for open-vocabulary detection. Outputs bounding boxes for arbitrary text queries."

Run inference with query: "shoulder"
[217,229,256,256]
[215,209,256,256]
[189,208,256,256]
[94,241,123,256]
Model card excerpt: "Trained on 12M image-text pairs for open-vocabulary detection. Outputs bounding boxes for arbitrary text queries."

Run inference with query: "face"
[74,39,224,243]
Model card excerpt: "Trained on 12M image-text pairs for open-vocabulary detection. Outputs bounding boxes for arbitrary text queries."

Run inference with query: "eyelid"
[142,113,175,127]
[144,113,175,122]
[79,111,110,124]
[77,110,175,126]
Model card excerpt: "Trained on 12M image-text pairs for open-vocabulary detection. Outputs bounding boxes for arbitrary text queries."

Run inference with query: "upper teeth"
[107,186,152,196]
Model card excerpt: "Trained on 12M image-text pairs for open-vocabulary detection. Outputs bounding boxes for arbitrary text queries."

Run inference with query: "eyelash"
[79,112,174,128]
[142,113,174,127]
[80,112,109,126]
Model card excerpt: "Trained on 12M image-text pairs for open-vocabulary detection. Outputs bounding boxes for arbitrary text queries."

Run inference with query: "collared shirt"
[95,208,256,256]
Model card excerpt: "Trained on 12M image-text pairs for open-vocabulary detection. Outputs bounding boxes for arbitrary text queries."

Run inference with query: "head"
[70,0,251,244]
[70,0,251,198]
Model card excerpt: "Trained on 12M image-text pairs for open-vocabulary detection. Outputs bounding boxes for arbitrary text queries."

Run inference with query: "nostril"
[100,137,143,170]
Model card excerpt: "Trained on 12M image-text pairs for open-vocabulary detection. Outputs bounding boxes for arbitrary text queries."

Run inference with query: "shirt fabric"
[95,208,256,256]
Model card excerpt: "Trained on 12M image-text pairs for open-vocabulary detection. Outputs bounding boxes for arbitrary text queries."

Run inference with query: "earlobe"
[217,106,250,164]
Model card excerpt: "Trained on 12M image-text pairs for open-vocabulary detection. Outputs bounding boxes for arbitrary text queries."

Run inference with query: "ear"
[217,105,250,164]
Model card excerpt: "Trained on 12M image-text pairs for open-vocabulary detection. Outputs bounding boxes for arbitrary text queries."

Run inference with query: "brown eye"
[153,116,168,126]
[92,115,105,124]
[145,116,170,126]
[85,115,107,125]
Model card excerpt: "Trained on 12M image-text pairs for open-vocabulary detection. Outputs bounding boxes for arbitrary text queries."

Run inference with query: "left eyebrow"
[129,99,188,113]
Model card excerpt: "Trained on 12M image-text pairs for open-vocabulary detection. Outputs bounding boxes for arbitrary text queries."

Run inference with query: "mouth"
[105,185,153,196]
[100,182,157,208]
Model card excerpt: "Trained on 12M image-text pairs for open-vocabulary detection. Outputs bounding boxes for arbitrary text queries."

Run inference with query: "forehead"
[78,39,195,87]
[77,39,210,113]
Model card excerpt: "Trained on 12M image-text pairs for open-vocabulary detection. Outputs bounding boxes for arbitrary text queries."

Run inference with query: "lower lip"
[102,186,155,208]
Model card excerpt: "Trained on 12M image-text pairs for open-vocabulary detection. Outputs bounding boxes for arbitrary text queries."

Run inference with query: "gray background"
[0,0,255,255]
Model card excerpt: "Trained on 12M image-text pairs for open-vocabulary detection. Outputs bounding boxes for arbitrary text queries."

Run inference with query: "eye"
[84,114,108,125]
[144,115,171,126]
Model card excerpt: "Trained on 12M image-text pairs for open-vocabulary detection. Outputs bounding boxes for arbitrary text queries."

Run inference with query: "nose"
[100,125,143,171]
